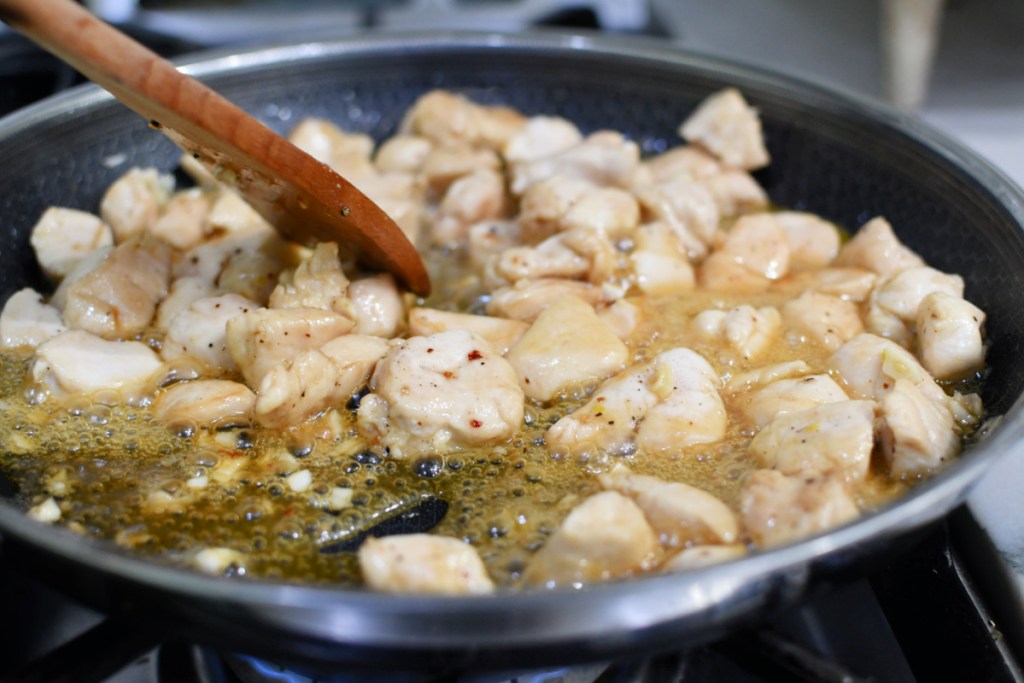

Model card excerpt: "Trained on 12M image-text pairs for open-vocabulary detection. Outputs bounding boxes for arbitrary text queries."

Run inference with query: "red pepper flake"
[470,419,483,428]
[443,371,454,379]
[468,349,483,361]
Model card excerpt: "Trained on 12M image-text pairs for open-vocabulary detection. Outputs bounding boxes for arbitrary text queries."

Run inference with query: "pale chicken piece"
[630,222,697,295]
[154,277,216,332]
[740,373,850,429]
[347,274,405,338]
[636,348,727,453]
[781,291,864,351]
[702,169,770,218]
[698,214,790,293]
[153,379,256,430]
[866,266,964,346]
[517,175,594,243]
[834,216,924,277]
[774,211,841,270]
[642,146,722,183]
[750,400,876,483]
[523,491,658,587]
[505,295,629,402]
[357,330,524,458]
[916,291,986,380]
[408,308,528,355]
[225,307,355,388]
[342,170,426,246]
[486,279,608,323]
[880,378,959,478]
[634,178,719,258]
[268,242,354,317]
[741,470,859,548]
[99,167,173,243]
[29,207,114,281]
[662,544,747,572]
[692,305,781,360]
[32,330,164,399]
[503,115,583,164]
[560,187,641,239]
[0,288,66,350]
[58,237,172,340]
[430,168,508,246]
[724,360,813,395]
[161,294,260,374]
[679,88,770,170]
[174,229,274,284]
[399,90,523,151]
[359,534,494,595]
[509,131,640,195]
[255,335,389,428]
[772,267,878,303]
[420,145,501,196]
[206,190,274,235]
[215,247,283,305]
[288,118,376,179]
[467,220,521,270]
[828,333,948,407]
[698,251,775,294]
[150,188,211,251]
[490,233,590,286]
[598,464,739,547]
[597,299,641,340]
[374,134,432,174]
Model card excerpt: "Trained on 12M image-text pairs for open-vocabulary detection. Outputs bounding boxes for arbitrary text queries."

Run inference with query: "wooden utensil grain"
[0,0,431,295]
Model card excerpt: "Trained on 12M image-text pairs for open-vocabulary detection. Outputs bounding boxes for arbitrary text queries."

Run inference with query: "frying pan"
[1,32,1023,675]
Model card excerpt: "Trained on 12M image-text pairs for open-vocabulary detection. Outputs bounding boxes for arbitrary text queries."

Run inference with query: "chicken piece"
[598,299,641,340]
[642,146,723,183]
[750,400,876,482]
[505,295,629,402]
[161,294,260,374]
[420,145,501,196]
[217,247,283,305]
[598,464,739,547]
[741,470,859,548]
[523,491,658,587]
[490,233,590,286]
[679,88,770,170]
[774,211,841,270]
[772,267,878,303]
[359,534,494,595]
[153,379,256,431]
[834,216,924,276]
[467,220,521,271]
[225,307,355,388]
[560,187,640,239]
[346,274,405,338]
[400,90,523,151]
[268,242,354,317]
[698,251,774,294]
[374,134,432,174]
[58,237,172,340]
[32,330,164,399]
[699,214,790,293]
[206,190,274,235]
[503,116,583,164]
[866,266,964,346]
[357,330,523,458]
[486,279,608,323]
[724,360,813,395]
[828,333,948,408]
[29,207,114,282]
[154,277,216,332]
[150,188,211,251]
[636,348,727,453]
[661,544,747,572]
[630,223,697,295]
[517,175,595,243]
[692,305,781,361]
[916,292,986,381]
[739,374,850,430]
[781,291,864,351]
[255,335,389,428]
[99,167,173,242]
[880,378,959,478]
[703,170,769,218]
[634,179,719,259]
[0,288,66,350]
[408,308,528,356]
[510,131,640,195]
[288,118,376,179]
[430,168,508,246]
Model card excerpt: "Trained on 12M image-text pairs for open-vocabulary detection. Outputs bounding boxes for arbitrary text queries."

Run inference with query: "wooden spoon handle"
[0,0,430,295]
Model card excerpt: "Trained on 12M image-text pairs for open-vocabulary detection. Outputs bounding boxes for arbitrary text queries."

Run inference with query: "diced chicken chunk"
[99,168,173,242]
[503,116,583,164]
[408,308,528,356]
[268,242,353,316]
[32,330,164,399]
[597,299,641,340]
[635,178,720,257]
[724,360,813,395]
[916,292,986,380]
[505,295,629,402]
[828,333,948,407]
[162,294,260,374]
[775,211,841,270]
[153,379,256,430]
[374,134,432,174]
[699,213,790,292]
[288,118,375,179]
[400,90,524,151]
[359,534,495,595]
[740,470,859,548]
[739,373,849,429]
[347,274,405,338]
[486,279,608,323]
[430,169,508,246]
[781,291,864,351]
[150,188,211,251]
[630,223,697,295]
[598,465,739,547]
[523,491,658,587]
[661,544,747,572]
[772,267,878,303]
[692,305,781,360]
[29,207,114,281]
[357,331,524,458]
[880,378,959,478]
[834,217,923,276]
[154,277,216,332]
[703,170,769,217]
[255,335,389,428]
[510,131,640,195]
[866,266,964,346]
[225,307,355,388]
[58,238,172,340]
[205,190,274,235]
[517,175,594,243]
[749,400,876,482]
[0,288,66,349]
[680,88,769,170]
[420,145,500,195]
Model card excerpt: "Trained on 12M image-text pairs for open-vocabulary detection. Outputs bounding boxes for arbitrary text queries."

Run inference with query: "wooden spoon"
[0,0,431,296]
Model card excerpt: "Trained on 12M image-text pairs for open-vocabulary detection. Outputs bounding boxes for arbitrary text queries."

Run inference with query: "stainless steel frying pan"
[0,32,1023,675]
